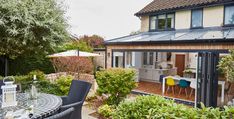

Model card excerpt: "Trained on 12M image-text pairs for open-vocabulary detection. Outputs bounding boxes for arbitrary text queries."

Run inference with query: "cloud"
[64,0,153,40]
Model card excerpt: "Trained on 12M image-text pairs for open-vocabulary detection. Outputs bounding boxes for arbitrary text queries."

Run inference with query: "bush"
[56,75,73,95]
[113,95,234,119]
[98,104,115,118]
[96,68,136,105]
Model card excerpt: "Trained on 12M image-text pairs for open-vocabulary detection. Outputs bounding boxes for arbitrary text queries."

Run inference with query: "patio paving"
[82,105,97,119]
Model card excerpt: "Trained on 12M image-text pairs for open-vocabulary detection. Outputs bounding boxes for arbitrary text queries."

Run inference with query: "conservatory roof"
[105,27,234,45]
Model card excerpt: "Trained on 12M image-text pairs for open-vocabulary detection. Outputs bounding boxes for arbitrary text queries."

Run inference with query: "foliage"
[0,0,69,59]
[8,55,54,75]
[56,35,104,52]
[218,50,234,82]
[51,57,93,74]
[59,41,93,52]
[98,104,115,118]
[113,95,234,119]
[96,68,136,105]
[0,71,72,96]
[78,35,104,48]
[56,75,73,95]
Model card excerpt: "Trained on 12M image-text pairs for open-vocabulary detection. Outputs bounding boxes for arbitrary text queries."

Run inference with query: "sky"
[64,0,153,40]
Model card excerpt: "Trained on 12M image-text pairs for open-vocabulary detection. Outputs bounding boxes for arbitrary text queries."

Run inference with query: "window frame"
[190,9,203,29]
[224,5,234,27]
[149,12,175,31]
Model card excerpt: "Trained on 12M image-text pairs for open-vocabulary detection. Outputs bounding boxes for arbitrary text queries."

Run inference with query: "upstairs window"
[149,13,175,31]
[191,9,203,28]
[224,5,234,26]
[150,16,157,30]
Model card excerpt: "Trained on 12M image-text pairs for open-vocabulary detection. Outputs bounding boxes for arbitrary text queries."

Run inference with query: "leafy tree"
[57,35,104,52]
[218,50,234,82]
[0,0,69,59]
[78,35,105,48]
[59,41,93,52]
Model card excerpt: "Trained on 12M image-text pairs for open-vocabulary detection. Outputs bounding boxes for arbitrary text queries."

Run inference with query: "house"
[105,0,234,107]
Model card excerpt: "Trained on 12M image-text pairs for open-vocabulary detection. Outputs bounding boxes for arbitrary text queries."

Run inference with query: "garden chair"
[189,80,196,98]
[178,79,189,97]
[60,80,92,119]
[45,107,74,119]
[158,75,165,90]
[166,77,176,95]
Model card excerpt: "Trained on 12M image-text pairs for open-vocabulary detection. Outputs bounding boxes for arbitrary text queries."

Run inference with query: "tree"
[78,35,105,48]
[0,0,69,59]
[218,50,234,82]
[57,35,105,53]
[60,41,93,52]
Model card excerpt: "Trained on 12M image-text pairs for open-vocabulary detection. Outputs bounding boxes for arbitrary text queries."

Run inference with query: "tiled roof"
[135,0,231,16]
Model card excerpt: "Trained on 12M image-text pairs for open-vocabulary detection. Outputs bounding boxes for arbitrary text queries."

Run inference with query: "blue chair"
[178,79,189,97]
[159,75,165,89]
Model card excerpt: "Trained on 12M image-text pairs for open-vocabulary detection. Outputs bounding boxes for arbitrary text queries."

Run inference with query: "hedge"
[113,95,234,119]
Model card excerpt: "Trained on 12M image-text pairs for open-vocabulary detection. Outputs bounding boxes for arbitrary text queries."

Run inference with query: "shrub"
[56,75,73,95]
[113,95,234,119]
[96,68,136,105]
[28,70,46,81]
[98,104,115,118]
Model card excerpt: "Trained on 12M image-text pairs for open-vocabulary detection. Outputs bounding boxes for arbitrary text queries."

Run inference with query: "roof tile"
[135,0,227,16]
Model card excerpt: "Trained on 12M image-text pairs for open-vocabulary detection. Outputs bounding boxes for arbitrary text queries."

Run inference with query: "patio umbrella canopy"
[48,50,101,58]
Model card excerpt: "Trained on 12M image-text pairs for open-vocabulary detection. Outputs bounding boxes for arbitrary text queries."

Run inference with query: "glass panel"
[149,52,154,65]
[175,29,207,40]
[150,16,157,30]
[113,52,124,68]
[192,9,203,28]
[199,30,229,39]
[225,6,234,25]
[158,15,166,30]
[143,52,148,65]
[167,14,174,29]
[126,52,132,67]
[226,29,234,39]
[141,32,170,41]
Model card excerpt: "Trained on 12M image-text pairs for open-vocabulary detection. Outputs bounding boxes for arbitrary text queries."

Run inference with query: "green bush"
[0,71,74,96]
[56,75,73,95]
[113,95,234,119]
[96,68,136,105]
[98,104,115,118]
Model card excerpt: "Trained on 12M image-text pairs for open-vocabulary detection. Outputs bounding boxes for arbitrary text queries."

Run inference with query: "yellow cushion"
[166,77,175,86]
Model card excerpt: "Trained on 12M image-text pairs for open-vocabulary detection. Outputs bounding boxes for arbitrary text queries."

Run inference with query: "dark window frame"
[224,4,234,27]
[149,13,175,31]
[191,9,203,29]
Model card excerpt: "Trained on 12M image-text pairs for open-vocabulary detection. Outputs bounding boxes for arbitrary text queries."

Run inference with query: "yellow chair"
[166,77,176,95]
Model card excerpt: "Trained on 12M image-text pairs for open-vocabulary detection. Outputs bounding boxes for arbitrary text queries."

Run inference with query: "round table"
[0,93,62,119]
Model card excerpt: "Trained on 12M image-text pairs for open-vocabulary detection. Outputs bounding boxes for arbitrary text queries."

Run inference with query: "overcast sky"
[64,0,152,40]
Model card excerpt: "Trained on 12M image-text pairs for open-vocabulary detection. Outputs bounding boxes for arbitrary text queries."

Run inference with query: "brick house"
[105,0,234,107]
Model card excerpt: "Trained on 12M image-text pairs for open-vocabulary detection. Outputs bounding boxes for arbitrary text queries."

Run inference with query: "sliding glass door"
[197,52,219,107]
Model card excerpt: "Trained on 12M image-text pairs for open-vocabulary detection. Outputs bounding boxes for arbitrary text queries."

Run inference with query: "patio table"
[0,93,62,119]
[162,76,225,104]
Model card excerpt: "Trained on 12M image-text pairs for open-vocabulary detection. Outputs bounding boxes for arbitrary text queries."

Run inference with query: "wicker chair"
[45,107,74,119]
[60,80,92,119]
